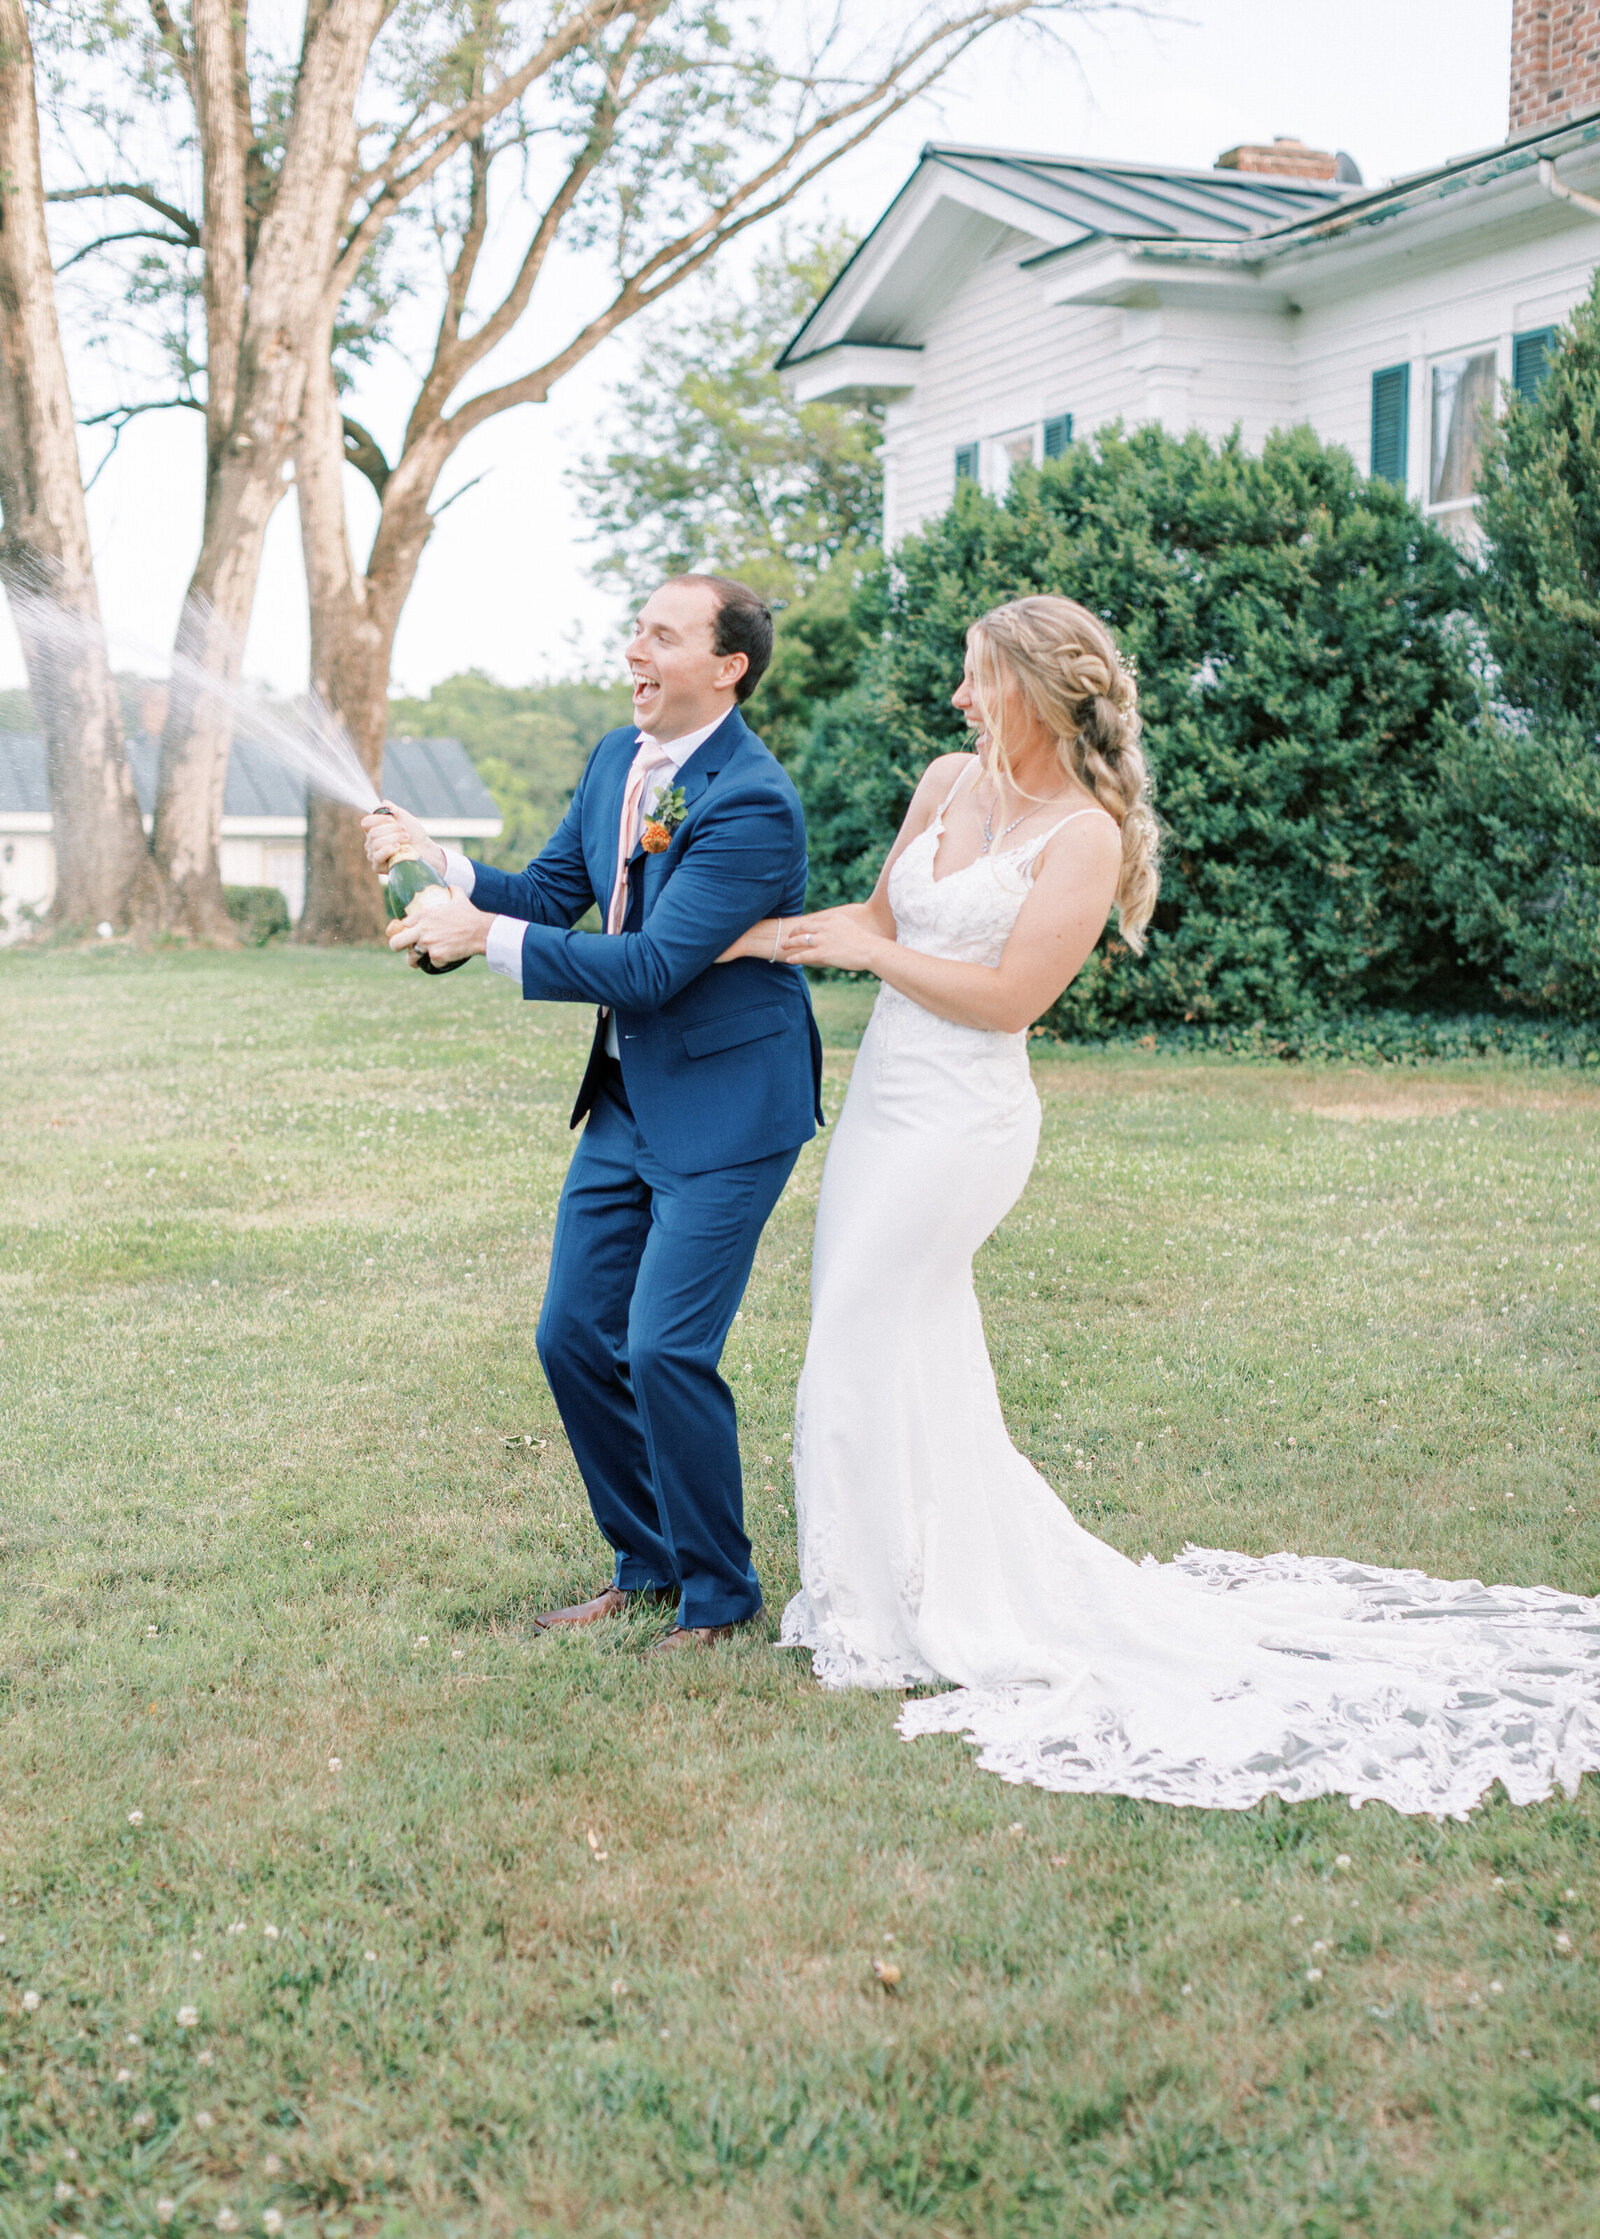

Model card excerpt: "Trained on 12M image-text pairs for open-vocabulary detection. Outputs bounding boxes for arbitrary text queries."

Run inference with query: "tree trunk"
[149,471,287,944]
[295,344,437,944]
[0,0,158,932]
[150,0,387,943]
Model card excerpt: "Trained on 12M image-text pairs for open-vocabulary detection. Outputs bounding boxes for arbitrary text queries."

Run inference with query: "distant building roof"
[0,731,501,827]
[0,732,50,816]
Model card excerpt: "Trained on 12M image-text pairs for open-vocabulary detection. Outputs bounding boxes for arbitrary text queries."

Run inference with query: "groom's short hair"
[670,573,773,703]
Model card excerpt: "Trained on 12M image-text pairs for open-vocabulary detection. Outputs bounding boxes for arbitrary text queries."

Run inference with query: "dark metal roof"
[927,146,1342,246]
[382,736,500,822]
[776,142,1346,367]
[0,730,499,822]
[0,731,51,814]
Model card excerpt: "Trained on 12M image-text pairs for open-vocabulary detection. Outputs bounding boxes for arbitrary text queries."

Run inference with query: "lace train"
[780,761,1600,1817]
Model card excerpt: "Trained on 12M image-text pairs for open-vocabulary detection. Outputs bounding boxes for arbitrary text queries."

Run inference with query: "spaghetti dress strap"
[1008,804,1118,864]
[929,758,981,831]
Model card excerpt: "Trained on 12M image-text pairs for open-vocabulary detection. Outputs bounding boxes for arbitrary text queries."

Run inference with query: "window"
[954,443,979,483]
[1369,365,1409,483]
[1429,351,1497,507]
[1042,413,1073,459]
[1512,326,1557,400]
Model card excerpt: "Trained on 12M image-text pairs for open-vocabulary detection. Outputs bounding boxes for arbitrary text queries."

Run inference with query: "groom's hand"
[387,889,495,967]
[362,801,446,876]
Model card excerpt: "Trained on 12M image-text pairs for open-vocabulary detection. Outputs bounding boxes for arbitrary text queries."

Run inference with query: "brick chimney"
[1510,1,1600,135]
[1216,136,1338,180]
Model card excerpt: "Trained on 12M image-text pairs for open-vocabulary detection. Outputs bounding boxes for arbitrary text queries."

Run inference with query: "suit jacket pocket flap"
[680,1004,787,1060]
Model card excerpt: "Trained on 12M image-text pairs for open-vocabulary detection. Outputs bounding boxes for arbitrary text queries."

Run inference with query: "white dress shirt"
[445,717,723,1054]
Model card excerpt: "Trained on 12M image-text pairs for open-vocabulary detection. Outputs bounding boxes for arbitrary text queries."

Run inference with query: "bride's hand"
[778,908,885,974]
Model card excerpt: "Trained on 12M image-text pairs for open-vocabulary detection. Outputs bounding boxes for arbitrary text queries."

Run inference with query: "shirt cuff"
[441,848,476,895]
[485,915,525,984]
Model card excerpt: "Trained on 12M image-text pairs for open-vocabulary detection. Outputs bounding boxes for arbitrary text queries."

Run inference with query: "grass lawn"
[2,946,1598,2239]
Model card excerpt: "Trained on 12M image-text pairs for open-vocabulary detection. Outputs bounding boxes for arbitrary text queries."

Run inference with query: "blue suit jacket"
[466,707,824,1176]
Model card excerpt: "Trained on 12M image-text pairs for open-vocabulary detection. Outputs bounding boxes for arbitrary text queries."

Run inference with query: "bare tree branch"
[330,0,644,300]
[440,3,1042,453]
[147,0,194,94]
[341,414,391,495]
[55,227,195,275]
[46,181,201,245]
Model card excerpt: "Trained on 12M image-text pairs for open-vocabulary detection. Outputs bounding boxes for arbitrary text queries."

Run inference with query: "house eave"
[781,341,923,404]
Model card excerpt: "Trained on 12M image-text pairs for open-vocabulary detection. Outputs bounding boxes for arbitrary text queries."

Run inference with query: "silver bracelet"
[770,919,783,963]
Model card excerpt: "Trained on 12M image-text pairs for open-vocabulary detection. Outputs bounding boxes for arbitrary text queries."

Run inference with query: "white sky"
[2,0,1515,699]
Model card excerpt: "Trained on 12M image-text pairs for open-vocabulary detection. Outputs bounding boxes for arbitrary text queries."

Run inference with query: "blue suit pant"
[536,1067,798,1629]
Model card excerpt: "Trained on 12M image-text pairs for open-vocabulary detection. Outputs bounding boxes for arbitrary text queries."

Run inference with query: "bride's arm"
[716,753,972,962]
[779,815,1122,1033]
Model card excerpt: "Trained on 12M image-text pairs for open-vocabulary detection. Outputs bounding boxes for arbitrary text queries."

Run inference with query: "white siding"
[884,204,1600,543]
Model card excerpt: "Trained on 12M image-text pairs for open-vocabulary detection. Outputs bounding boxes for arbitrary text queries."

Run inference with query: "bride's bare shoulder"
[908,751,978,810]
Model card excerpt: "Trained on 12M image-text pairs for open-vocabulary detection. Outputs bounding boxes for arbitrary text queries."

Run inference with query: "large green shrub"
[796,422,1479,1033]
[1414,275,1600,1020]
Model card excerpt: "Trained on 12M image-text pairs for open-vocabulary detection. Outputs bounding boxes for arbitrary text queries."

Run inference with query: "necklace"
[980,779,1069,855]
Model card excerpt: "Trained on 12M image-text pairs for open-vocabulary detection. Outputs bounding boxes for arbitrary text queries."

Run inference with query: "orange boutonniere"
[640,782,687,854]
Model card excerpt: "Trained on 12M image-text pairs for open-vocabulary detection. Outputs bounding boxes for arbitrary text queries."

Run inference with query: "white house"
[779,0,1600,549]
[0,731,501,930]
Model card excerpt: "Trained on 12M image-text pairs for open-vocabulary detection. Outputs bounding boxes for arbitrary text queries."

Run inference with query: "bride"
[721,594,1600,1817]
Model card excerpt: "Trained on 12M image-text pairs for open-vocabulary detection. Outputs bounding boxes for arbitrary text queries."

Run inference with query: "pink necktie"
[605,740,673,934]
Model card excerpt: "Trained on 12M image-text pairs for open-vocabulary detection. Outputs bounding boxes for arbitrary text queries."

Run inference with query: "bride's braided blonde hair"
[968,594,1159,952]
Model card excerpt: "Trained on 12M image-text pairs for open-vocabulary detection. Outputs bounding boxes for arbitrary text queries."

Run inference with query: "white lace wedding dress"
[779,768,1600,1817]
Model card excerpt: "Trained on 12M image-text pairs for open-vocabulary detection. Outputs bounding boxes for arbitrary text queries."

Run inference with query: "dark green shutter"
[1512,327,1557,400]
[1042,413,1073,459]
[954,443,979,482]
[1370,364,1409,483]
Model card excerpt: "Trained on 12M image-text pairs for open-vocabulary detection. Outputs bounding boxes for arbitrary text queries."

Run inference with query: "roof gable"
[778,143,1344,365]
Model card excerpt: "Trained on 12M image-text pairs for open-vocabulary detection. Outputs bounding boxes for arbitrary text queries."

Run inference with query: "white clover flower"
[262,2157,283,2178]
[1305,1967,1323,1982]
[156,2201,176,2223]
[147,1626,159,1638]
[217,2210,239,2233]
[1588,2094,1600,2113]
[116,2067,133,2084]
[327,1757,341,1773]
[414,1636,429,1648]
[263,1924,279,1940]
[1554,1932,1573,1953]
[128,1810,145,1826]
[364,1951,377,1963]
[1489,1980,1504,1994]
[451,1649,464,1661]
[55,2181,75,2204]
[1334,1854,1352,1869]
[195,2110,214,2130]
[197,2048,215,2066]
[1180,1982,1192,1996]
[126,2032,140,2045]
[177,2004,199,2027]
[263,2214,284,2236]
[21,1990,40,2011]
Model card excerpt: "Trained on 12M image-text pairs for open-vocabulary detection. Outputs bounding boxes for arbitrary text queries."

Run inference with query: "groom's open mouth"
[630,671,663,719]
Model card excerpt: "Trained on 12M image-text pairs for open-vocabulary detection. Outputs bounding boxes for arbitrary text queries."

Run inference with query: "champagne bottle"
[382,832,468,975]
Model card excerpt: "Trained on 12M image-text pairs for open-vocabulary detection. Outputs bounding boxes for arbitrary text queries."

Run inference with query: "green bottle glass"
[383,842,468,975]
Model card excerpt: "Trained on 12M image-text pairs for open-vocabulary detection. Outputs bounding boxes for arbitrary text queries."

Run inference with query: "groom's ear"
[716,650,750,695]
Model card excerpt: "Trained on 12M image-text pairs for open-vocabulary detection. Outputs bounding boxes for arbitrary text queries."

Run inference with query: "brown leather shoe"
[648,1615,760,1652]
[535,1584,675,1632]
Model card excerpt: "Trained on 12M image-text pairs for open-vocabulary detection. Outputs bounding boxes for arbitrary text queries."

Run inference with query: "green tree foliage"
[570,228,882,613]
[796,423,1479,1034]
[387,673,632,873]
[1413,276,1600,1020]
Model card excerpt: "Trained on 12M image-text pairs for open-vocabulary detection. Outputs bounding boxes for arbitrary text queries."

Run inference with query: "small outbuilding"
[0,732,502,930]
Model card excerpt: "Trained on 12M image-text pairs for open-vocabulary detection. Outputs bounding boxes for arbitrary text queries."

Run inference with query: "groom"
[364,574,822,1649]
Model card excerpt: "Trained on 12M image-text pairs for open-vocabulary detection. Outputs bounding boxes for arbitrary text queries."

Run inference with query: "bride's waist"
[872,980,1028,1053]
